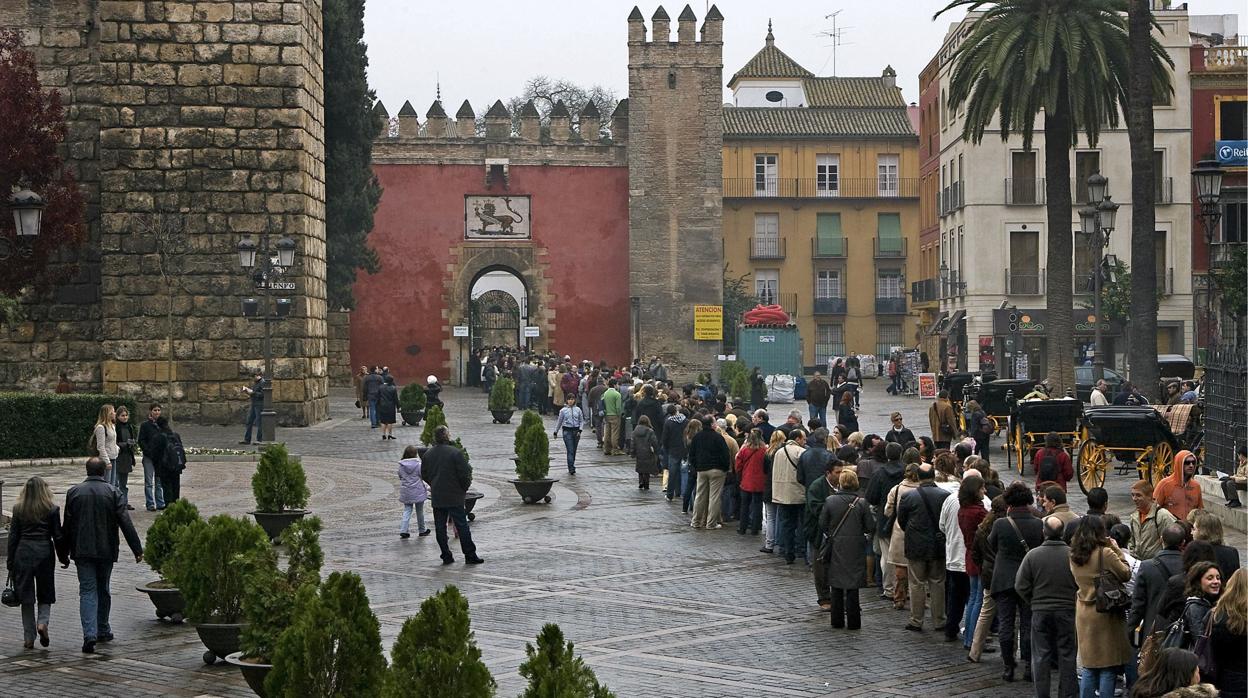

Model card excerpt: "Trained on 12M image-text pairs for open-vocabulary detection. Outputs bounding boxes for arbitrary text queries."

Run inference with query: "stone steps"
[1195,474,1247,533]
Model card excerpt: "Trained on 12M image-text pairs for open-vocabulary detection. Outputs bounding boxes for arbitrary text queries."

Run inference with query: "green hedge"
[0,392,139,459]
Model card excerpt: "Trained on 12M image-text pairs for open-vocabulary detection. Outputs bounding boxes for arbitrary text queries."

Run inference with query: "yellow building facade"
[722,26,920,369]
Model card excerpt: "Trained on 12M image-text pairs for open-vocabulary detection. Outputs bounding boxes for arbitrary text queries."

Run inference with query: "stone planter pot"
[249,510,307,543]
[509,478,558,504]
[135,581,186,623]
[490,409,515,424]
[225,652,272,697]
[196,621,246,665]
[400,409,424,427]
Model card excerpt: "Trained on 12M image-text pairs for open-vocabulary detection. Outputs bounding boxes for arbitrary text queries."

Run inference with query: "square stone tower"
[627,5,724,376]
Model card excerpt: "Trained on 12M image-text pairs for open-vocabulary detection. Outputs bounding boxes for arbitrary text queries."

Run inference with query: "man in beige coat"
[928,390,960,450]
[772,430,808,564]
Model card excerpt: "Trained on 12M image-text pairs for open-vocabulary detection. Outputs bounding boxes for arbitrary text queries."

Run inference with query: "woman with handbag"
[1174,562,1223,650]
[114,405,137,510]
[1210,568,1246,698]
[4,477,70,649]
[1070,515,1135,698]
[819,470,875,630]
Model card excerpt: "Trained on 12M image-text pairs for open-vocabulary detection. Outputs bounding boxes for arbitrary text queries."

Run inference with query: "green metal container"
[736,326,803,378]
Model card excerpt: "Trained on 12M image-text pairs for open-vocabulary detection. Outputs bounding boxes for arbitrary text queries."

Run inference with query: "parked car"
[1074,366,1124,402]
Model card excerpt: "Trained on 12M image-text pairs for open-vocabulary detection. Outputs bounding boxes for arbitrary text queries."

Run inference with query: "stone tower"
[627,5,724,375]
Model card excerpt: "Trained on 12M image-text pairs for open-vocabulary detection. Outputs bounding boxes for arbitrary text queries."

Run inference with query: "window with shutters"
[816,154,840,197]
[755,154,778,196]
[816,270,841,299]
[754,269,779,305]
[877,154,899,196]
[815,212,844,256]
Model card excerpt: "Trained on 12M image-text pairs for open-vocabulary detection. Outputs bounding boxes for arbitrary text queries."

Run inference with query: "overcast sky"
[363,1,1243,116]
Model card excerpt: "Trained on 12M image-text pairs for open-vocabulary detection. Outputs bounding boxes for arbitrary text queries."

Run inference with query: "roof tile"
[802,77,906,108]
[722,107,916,139]
[729,43,812,86]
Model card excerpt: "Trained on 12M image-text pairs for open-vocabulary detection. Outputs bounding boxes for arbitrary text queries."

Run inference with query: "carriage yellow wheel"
[1015,425,1026,475]
[1077,439,1108,495]
[1148,442,1174,489]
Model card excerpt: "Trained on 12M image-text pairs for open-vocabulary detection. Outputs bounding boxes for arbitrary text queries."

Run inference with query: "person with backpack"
[1032,432,1073,491]
[966,400,992,463]
[151,416,186,505]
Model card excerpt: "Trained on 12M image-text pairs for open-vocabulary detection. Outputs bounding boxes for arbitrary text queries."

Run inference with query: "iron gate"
[1203,344,1246,474]
[470,290,520,352]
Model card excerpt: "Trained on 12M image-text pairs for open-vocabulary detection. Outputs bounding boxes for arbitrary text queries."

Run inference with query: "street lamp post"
[1192,159,1225,350]
[1079,174,1119,384]
[237,230,297,443]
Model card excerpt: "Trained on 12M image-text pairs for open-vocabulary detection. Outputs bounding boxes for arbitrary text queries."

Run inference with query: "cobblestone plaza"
[6,382,1232,697]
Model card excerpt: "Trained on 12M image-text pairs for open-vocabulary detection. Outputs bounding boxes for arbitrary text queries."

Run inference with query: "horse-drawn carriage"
[1012,399,1084,475]
[1075,406,1181,494]
[964,378,1033,440]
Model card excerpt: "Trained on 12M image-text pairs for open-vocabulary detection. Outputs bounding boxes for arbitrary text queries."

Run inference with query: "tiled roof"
[723,107,917,139]
[802,77,907,108]
[728,43,813,86]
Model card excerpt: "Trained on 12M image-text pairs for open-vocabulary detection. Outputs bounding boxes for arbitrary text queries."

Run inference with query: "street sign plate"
[523,326,540,338]
[453,326,469,337]
[256,281,296,291]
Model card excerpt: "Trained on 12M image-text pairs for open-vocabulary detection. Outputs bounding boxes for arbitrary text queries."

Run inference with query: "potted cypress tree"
[518,624,615,698]
[509,410,557,504]
[399,382,427,426]
[164,514,271,664]
[383,585,496,698]
[226,517,323,696]
[135,498,201,623]
[265,571,387,696]
[488,376,515,423]
[249,443,310,542]
[420,405,447,448]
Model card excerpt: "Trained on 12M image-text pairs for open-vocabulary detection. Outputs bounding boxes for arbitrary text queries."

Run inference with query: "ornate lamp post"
[237,230,297,443]
[1078,173,1119,383]
[1,188,45,260]
[1193,159,1225,350]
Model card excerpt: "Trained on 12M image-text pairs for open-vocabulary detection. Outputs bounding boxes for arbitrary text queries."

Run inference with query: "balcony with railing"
[1005,178,1045,205]
[911,278,939,304]
[749,236,786,260]
[755,292,799,319]
[952,181,964,210]
[811,237,848,258]
[1006,268,1046,295]
[940,186,950,216]
[873,237,907,259]
[942,270,966,298]
[1075,272,1095,296]
[813,296,848,314]
[1202,45,1248,71]
[875,296,907,314]
[1212,241,1245,269]
[724,177,920,199]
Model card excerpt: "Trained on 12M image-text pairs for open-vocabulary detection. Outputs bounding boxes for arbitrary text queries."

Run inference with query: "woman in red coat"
[1031,431,1073,490]
[735,429,768,536]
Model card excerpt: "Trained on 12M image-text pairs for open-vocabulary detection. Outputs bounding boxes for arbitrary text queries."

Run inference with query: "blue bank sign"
[1217,140,1248,167]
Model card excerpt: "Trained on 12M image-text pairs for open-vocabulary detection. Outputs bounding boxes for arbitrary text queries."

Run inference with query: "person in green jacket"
[601,379,624,456]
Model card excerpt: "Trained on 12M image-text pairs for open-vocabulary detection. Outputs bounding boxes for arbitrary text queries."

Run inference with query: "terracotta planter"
[196,621,246,665]
[225,652,272,697]
[135,581,186,623]
[509,478,558,504]
[490,409,514,424]
[249,510,307,543]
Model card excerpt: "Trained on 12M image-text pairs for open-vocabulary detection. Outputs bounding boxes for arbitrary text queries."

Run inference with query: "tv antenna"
[816,10,853,76]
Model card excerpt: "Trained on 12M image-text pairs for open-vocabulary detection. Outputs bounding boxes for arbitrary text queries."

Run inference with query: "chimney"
[484,99,511,141]
[425,99,448,138]
[651,6,670,43]
[578,100,601,142]
[701,4,723,44]
[611,98,629,144]
[627,6,646,43]
[549,100,571,141]
[455,100,476,138]
[519,100,540,140]
[372,101,389,137]
[677,4,696,42]
[397,100,419,138]
[882,65,897,89]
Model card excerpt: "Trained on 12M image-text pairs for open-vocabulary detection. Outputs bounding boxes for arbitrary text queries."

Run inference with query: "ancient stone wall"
[3,0,328,425]
[626,6,724,378]
[327,308,351,386]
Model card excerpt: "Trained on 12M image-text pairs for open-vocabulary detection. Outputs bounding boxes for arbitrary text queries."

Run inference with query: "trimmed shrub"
[514,410,549,481]
[252,443,309,512]
[240,516,323,662]
[399,382,426,414]
[519,624,615,698]
[488,377,515,412]
[164,514,271,623]
[266,571,386,697]
[383,585,495,698]
[0,392,138,459]
[420,405,447,446]
[451,437,471,468]
[720,361,750,402]
[142,498,201,580]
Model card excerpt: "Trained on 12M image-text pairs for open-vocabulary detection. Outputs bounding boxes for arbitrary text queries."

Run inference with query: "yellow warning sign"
[693,305,723,341]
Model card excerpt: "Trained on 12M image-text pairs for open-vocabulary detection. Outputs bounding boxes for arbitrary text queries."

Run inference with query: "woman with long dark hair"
[5,477,69,649]
[835,391,858,434]
[1069,515,1134,697]
[114,405,137,510]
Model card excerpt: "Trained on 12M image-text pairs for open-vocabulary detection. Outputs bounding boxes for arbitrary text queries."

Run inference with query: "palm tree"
[936,0,1168,392]
[1126,0,1174,401]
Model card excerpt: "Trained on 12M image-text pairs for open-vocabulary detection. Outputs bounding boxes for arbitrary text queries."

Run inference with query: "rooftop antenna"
[817,10,853,76]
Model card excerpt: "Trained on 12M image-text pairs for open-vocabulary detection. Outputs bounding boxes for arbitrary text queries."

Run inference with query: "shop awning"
[940,310,966,338]
[925,311,949,337]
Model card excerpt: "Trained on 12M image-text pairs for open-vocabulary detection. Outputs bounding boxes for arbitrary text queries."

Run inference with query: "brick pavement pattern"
[5,381,1226,697]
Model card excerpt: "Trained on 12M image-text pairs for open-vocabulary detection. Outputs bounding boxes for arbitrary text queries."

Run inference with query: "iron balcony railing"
[755,292,799,318]
[1212,241,1244,269]
[1006,268,1046,295]
[749,236,786,260]
[813,296,848,314]
[952,181,964,209]
[875,297,907,314]
[911,278,939,303]
[873,237,907,258]
[724,177,920,199]
[811,237,848,258]
[1005,178,1045,205]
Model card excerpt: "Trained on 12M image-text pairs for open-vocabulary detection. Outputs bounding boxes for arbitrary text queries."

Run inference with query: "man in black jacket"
[688,416,731,529]
[1127,523,1185,643]
[865,442,906,599]
[362,367,383,428]
[64,457,144,653]
[421,426,483,566]
[797,428,834,487]
[883,412,917,448]
[659,405,689,501]
[137,403,165,511]
[1015,516,1078,698]
[897,464,951,632]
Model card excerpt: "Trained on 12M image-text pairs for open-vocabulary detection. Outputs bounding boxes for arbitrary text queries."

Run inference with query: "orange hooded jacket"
[1152,449,1202,521]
